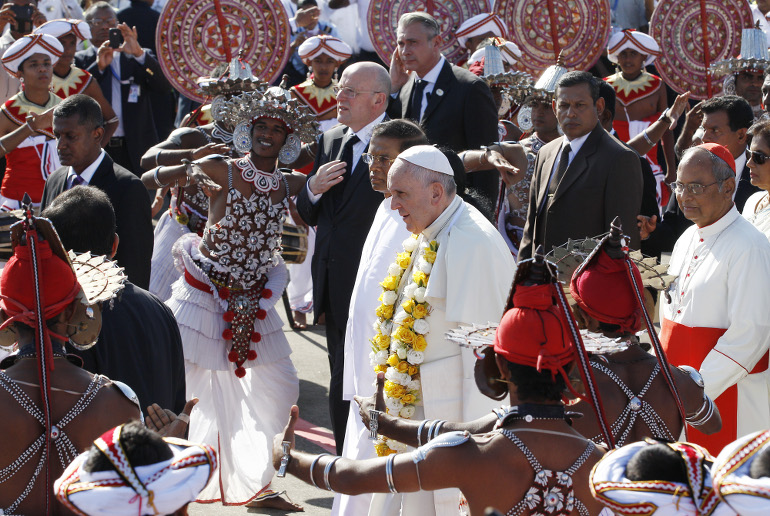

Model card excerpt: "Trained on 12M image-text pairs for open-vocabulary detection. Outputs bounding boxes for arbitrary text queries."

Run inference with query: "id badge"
[128,84,140,103]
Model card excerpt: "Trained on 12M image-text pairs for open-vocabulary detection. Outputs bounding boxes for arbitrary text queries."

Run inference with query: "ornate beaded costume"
[0,372,138,515]
[192,158,288,375]
[500,429,595,516]
[589,361,674,446]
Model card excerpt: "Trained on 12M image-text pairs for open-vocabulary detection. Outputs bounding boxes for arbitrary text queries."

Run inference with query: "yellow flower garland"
[369,234,439,456]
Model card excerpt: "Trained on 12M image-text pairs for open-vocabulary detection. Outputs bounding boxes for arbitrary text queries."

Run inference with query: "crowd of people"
[2,0,770,514]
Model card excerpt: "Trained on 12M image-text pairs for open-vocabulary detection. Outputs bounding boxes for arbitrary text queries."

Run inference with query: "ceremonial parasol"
[156,0,292,103]
[367,0,491,65]
[650,0,753,100]
[495,0,612,77]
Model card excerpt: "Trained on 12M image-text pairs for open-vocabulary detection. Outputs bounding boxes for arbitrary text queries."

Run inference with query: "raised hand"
[308,160,346,195]
[191,142,231,160]
[146,398,199,438]
[637,214,658,240]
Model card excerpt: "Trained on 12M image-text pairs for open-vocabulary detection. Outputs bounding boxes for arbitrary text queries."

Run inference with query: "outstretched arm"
[354,373,497,447]
[272,405,472,496]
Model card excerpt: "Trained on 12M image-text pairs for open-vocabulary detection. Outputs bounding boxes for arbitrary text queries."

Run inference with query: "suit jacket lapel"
[552,124,603,204]
[421,61,453,122]
[340,143,371,207]
[535,139,562,210]
[88,154,117,189]
[399,77,413,119]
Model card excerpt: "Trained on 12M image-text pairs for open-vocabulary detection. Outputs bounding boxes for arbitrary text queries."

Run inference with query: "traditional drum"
[281,221,308,265]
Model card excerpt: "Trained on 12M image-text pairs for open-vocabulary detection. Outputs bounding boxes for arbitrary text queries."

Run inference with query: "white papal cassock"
[660,206,770,455]
[333,197,411,516]
[365,195,516,516]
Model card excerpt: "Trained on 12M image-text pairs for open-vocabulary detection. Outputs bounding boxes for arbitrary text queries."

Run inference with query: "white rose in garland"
[413,319,430,335]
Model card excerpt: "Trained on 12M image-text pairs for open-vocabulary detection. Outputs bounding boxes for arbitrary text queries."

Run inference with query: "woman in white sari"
[743,120,770,236]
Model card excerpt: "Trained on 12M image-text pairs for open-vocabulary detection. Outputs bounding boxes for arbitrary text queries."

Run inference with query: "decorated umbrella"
[367,0,491,65]
[650,0,753,100]
[495,0,612,78]
[155,0,292,103]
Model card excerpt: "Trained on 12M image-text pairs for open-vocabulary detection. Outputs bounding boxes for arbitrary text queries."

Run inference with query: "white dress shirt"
[67,150,106,188]
[411,55,445,119]
[107,51,146,137]
[306,111,387,204]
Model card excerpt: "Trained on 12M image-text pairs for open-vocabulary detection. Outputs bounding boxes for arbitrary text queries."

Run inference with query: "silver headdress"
[476,39,533,111]
[215,77,320,162]
[517,52,569,131]
[710,26,770,79]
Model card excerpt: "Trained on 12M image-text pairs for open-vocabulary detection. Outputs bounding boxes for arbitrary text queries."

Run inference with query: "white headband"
[607,30,661,67]
[55,426,217,516]
[34,18,92,42]
[396,145,454,176]
[1,33,63,78]
[712,429,770,516]
[456,13,508,48]
[469,39,521,66]
[590,440,731,516]
[298,34,353,65]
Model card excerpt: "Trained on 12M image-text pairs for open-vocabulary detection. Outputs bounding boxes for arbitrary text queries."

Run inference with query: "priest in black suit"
[40,94,153,290]
[296,61,391,453]
[74,2,171,175]
[386,11,499,206]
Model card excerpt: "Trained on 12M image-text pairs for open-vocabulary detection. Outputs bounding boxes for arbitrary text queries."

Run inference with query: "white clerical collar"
[562,130,591,155]
[68,150,106,185]
[351,112,387,145]
[421,194,462,240]
[695,205,740,239]
[416,55,445,83]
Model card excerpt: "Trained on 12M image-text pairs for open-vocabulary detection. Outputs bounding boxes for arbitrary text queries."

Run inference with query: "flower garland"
[369,234,439,456]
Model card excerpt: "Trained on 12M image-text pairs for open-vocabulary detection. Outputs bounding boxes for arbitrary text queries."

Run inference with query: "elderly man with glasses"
[296,60,392,454]
[660,142,770,456]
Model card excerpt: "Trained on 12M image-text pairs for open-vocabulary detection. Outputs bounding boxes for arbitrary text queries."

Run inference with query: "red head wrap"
[570,248,644,334]
[493,284,574,373]
[0,240,79,326]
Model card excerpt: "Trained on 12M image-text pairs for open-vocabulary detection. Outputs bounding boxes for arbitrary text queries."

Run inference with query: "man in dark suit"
[43,185,185,417]
[74,1,171,176]
[117,0,175,141]
[386,11,500,206]
[519,71,643,260]
[296,61,390,453]
[699,95,758,212]
[40,94,153,290]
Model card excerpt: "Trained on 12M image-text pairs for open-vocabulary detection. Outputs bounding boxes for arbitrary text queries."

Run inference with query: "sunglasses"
[748,149,770,165]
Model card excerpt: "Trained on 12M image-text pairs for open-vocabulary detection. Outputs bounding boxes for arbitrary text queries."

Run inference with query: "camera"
[9,4,33,34]
[108,28,123,49]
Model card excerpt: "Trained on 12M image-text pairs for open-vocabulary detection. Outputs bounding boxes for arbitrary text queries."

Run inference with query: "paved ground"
[188,304,338,515]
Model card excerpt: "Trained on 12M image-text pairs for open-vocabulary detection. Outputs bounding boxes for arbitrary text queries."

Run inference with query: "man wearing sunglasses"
[660,142,770,456]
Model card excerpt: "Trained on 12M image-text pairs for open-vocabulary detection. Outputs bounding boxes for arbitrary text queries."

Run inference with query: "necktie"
[332,133,360,204]
[408,79,427,122]
[549,143,572,196]
[538,143,571,217]
[69,174,85,190]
